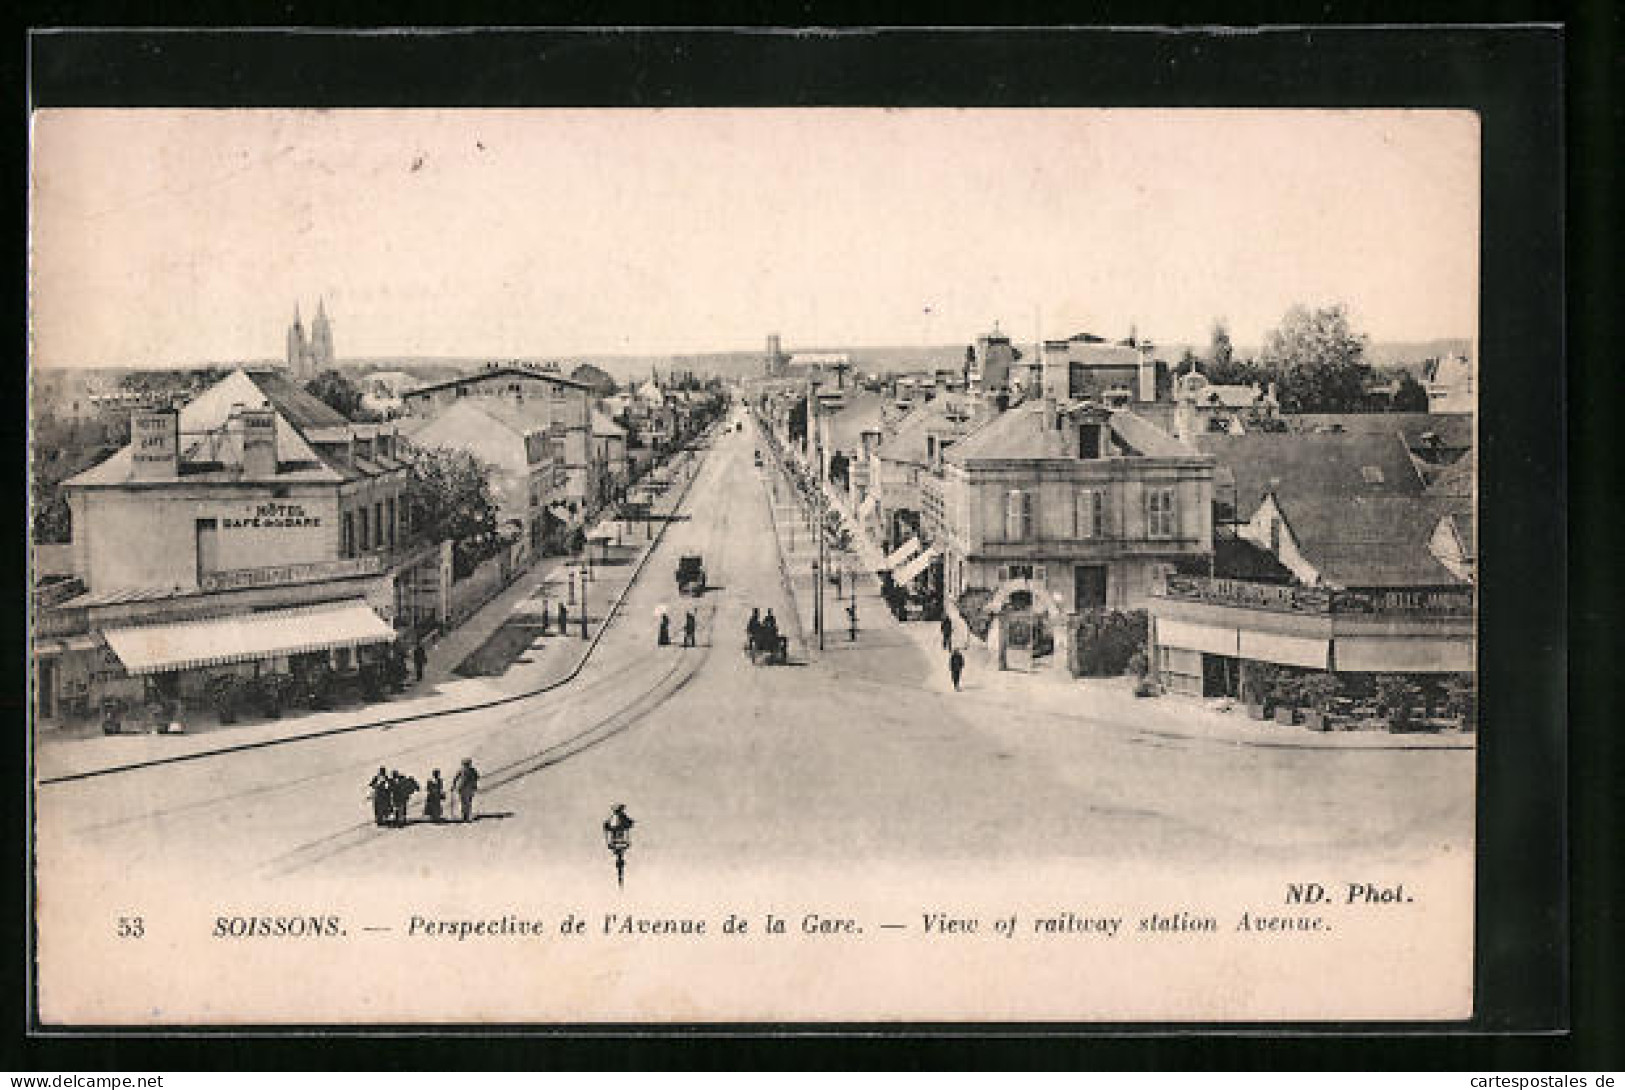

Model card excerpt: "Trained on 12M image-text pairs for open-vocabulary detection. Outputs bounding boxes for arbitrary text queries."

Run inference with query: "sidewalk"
[36,445,709,784]
[885,598,1475,752]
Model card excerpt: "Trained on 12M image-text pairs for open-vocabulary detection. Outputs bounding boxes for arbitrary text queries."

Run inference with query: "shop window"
[387,498,397,547]
[343,512,355,557]
[374,502,384,550]
[359,507,370,552]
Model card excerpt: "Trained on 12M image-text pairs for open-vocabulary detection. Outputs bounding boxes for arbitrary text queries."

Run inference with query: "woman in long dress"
[423,769,446,823]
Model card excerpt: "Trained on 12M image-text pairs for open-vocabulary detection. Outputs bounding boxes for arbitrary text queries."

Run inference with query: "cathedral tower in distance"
[286,299,335,378]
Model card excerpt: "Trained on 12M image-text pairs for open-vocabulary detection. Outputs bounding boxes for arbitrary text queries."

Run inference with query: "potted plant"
[261,673,297,719]
[302,663,336,710]
[1299,673,1342,731]
[1242,662,1277,720]
[1375,674,1423,733]
[1443,673,1476,732]
[208,675,242,724]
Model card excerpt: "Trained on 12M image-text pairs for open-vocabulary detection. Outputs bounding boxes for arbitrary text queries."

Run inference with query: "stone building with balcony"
[934,398,1214,614]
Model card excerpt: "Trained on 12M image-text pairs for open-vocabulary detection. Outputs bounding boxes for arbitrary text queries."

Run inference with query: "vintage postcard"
[29,105,1481,1025]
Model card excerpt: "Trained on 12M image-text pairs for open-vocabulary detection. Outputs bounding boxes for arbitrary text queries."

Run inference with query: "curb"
[38,434,718,787]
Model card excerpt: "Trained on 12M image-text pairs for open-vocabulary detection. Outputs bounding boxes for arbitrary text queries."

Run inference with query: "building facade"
[400,364,594,509]
[37,368,426,722]
[936,400,1214,613]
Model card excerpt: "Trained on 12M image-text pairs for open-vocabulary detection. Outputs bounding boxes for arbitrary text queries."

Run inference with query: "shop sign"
[201,554,385,592]
[219,501,323,531]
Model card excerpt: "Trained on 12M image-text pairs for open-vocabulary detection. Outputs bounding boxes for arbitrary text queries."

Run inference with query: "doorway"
[1074,564,1108,611]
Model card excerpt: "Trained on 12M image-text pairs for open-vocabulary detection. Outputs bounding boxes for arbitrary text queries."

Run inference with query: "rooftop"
[943,402,1192,465]
[1198,431,1428,518]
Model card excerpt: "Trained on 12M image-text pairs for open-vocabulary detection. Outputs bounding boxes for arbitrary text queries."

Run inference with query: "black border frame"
[5,14,1601,1070]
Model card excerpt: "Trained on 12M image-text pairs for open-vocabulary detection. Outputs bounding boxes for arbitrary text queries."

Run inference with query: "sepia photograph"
[28,99,1488,1025]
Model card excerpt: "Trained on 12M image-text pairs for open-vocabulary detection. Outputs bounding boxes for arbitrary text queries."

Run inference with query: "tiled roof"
[245,368,351,429]
[403,366,592,399]
[1424,449,1474,498]
[943,404,1190,464]
[1283,412,1473,452]
[878,399,981,465]
[1273,492,1467,588]
[821,391,890,454]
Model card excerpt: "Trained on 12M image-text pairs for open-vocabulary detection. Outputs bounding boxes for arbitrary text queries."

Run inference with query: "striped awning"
[882,537,922,571]
[102,600,396,676]
[893,546,940,585]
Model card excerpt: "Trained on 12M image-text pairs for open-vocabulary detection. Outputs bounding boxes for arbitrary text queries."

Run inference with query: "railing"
[1160,574,1474,616]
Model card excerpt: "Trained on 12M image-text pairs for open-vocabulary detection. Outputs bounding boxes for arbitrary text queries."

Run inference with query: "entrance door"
[195,518,220,582]
[1074,564,1108,610]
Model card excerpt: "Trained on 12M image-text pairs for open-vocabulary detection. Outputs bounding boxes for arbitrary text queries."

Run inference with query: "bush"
[1298,673,1342,712]
[1375,674,1424,730]
[258,673,297,719]
[1071,610,1149,677]
[957,588,995,639]
[1240,661,1282,709]
[358,662,386,702]
[208,674,244,723]
[301,664,336,710]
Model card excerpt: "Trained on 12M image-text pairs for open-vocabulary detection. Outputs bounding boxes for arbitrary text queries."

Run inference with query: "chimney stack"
[239,407,278,477]
[130,409,179,479]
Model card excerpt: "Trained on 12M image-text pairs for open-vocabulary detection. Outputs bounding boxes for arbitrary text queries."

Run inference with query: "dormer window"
[1078,423,1103,460]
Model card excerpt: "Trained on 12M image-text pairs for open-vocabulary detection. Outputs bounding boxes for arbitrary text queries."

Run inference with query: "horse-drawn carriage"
[675,555,707,596]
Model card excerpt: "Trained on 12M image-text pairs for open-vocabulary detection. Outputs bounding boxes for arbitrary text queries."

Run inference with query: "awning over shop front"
[547,504,575,524]
[102,599,396,676]
[857,494,878,521]
[1156,618,1240,658]
[893,546,940,585]
[1334,635,1474,674]
[882,537,922,571]
[1238,629,1332,671]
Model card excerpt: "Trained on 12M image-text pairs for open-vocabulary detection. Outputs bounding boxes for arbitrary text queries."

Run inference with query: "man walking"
[745,608,762,663]
[948,647,965,692]
[452,758,480,822]
[557,602,568,635]
[682,610,697,648]
[939,614,954,650]
[412,641,427,683]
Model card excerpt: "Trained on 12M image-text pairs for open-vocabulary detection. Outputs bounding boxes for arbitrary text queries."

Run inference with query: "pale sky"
[29,108,1479,367]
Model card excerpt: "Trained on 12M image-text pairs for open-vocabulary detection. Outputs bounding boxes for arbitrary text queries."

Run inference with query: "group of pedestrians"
[941,615,966,691]
[744,607,783,663]
[368,758,480,827]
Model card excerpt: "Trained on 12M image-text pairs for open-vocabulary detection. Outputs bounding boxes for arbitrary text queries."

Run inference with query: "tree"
[305,369,375,422]
[1261,303,1373,413]
[1391,373,1431,412]
[1209,320,1235,371]
[404,448,505,577]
